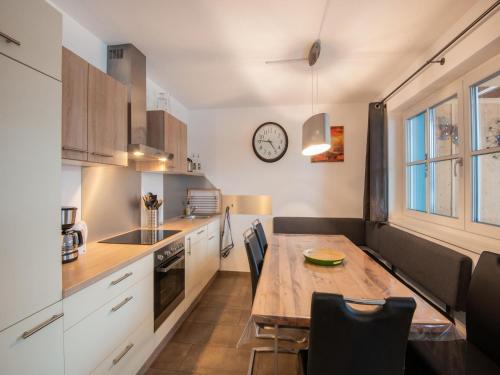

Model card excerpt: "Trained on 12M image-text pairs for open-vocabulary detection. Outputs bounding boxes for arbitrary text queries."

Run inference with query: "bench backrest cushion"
[365,221,383,253]
[379,225,472,311]
[273,217,365,246]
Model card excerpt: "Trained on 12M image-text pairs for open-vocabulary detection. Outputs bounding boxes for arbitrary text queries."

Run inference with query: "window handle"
[454,157,463,177]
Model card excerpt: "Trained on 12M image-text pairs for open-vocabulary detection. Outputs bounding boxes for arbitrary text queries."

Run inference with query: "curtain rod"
[379,0,500,105]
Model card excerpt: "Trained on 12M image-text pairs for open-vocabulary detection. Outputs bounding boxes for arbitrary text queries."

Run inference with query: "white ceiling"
[52,0,478,109]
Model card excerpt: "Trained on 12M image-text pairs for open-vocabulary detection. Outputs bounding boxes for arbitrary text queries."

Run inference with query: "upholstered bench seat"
[405,340,500,375]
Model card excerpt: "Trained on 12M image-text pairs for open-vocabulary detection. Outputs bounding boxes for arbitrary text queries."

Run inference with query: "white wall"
[191,103,368,270]
[61,165,82,222]
[385,0,500,259]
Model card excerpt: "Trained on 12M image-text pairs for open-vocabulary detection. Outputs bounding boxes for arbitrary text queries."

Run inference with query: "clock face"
[252,122,288,163]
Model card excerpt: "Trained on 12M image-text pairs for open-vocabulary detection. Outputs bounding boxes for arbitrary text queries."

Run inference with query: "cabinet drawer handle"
[21,313,63,339]
[110,272,133,286]
[0,31,21,46]
[208,235,215,240]
[62,146,87,153]
[197,229,205,235]
[187,238,191,255]
[91,152,113,158]
[111,296,133,312]
[112,343,134,365]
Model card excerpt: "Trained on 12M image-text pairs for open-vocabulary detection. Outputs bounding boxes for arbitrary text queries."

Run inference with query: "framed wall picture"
[311,125,344,162]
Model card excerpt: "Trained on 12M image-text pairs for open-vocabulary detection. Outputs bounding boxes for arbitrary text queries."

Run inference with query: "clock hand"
[268,141,277,152]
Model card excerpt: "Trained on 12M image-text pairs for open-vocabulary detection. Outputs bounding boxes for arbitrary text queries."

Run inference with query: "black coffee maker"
[61,207,82,263]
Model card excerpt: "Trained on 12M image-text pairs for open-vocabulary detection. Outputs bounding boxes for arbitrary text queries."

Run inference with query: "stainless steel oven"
[154,238,185,331]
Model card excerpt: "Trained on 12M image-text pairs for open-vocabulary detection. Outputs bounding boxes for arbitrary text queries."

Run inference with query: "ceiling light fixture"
[263,0,331,156]
[301,40,330,156]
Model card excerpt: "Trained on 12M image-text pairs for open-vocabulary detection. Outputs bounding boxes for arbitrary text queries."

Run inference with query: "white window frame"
[402,80,465,230]
[462,54,500,240]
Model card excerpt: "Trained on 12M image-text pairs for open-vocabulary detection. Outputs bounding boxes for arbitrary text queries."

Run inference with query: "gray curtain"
[363,102,388,222]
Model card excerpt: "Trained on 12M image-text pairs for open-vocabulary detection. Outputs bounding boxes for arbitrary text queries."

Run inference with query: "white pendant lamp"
[301,40,331,156]
[302,113,331,156]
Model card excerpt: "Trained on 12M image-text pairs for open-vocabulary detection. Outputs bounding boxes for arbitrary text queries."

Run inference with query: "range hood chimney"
[107,43,172,162]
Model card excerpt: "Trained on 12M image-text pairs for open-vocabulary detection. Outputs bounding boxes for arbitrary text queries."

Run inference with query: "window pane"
[473,152,500,226]
[406,112,426,162]
[430,96,459,158]
[430,159,459,217]
[471,72,500,151]
[407,163,426,212]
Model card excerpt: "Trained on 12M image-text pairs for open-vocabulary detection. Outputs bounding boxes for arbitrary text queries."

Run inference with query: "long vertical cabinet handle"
[0,31,21,46]
[21,313,64,339]
[112,343,134,365]
[187,238,192,255]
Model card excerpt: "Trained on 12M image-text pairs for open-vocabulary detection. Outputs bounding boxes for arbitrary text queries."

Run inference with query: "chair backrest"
[252,219,268,255]
[466,251,500,366]
[243,228,264,300]
[307,292,416,375]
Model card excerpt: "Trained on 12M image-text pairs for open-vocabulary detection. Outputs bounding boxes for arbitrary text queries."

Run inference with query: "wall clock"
[252,122,288,163]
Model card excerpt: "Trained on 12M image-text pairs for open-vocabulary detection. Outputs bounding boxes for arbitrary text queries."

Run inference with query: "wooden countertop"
[62,216,220,298]
[252,234,453,338]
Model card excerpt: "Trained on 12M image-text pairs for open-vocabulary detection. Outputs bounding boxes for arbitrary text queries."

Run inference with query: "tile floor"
[147,272,298,375]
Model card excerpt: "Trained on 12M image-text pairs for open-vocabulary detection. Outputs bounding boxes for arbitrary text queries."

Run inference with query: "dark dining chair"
[243,228,264,300]
[299,292,416,375]
[243,228,307,375]
[405,251,500,375]
[252,219,268,256]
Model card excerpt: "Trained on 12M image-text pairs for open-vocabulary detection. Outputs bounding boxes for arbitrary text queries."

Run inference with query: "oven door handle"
[155,255,185,273]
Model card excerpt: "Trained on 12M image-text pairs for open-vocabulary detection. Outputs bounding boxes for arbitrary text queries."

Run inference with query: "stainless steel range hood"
[107,44,172,162]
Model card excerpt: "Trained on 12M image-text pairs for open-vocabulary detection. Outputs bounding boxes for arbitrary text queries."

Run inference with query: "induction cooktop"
[99,229,182,245]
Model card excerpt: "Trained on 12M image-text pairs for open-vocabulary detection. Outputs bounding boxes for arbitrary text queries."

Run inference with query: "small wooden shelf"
[134,160,204,176]
[165,170,205,177]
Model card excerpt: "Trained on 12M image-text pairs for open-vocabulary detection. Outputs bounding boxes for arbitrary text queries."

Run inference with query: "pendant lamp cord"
[311,67,314,114]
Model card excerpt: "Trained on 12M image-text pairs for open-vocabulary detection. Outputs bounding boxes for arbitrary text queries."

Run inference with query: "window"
[406,112,426,212]
[402,54,500,239]
[470,72,500,227]
[405,93,462,222]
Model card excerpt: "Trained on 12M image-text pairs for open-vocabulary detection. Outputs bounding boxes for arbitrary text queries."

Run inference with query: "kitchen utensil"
[303,248,346,266]
[61,206,77,231]
[61,207,80,263]
[72,221,88,254]
[147,209,159,228]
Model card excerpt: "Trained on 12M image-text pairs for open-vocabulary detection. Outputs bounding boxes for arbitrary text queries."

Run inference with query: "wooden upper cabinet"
[87,65,128,166]
[62,48,128,166]
[62,47,88,161]
[146,110,188,172]
[178,120,188,172]
[165,113,181,171]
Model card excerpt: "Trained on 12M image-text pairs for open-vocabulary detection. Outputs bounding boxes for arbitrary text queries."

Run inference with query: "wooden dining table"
[250,234,457,341]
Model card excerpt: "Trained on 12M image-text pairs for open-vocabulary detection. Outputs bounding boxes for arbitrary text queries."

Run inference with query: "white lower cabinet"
[0,302,64,375]
[92,316,154,375]
[207,220,221,277]
[185,220,221,305]
[64,273,153,375]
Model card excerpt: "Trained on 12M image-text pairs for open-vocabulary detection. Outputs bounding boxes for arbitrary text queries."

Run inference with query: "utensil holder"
[147,209,159,228]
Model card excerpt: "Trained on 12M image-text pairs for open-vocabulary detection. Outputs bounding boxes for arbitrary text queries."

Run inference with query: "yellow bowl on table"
[303,248,346,266]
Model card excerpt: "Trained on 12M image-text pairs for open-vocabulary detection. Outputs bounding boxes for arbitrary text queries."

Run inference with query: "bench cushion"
[273,217,365,245]
[406,340,500,375]
[378,225,472,311]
